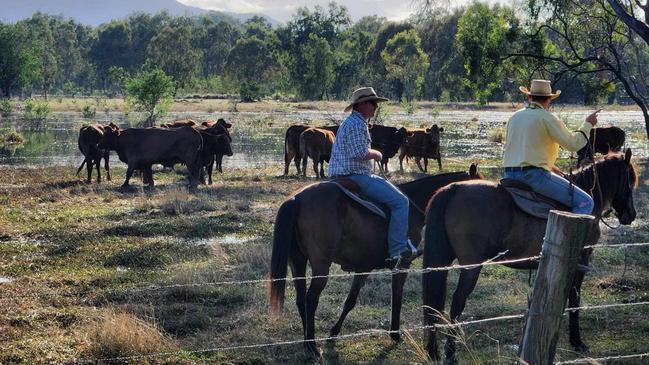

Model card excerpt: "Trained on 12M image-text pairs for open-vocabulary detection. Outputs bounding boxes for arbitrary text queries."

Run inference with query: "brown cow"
[399,124,444,172]
[284,124,338,175]
[160,119,196,128]
[299,127,335,178]
[200,118,233,177]
[368,124,408,172]
[99,125,204,188]
[76,123,112,183]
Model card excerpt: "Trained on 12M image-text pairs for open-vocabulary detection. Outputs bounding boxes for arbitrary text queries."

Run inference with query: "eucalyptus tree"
[381,29,430,102]
[146,25,202,90]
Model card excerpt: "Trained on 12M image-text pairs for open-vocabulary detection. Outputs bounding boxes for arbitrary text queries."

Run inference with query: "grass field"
[0,159,648,364]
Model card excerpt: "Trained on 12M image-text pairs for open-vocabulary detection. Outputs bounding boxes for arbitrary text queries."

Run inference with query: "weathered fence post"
[518,210,596,365]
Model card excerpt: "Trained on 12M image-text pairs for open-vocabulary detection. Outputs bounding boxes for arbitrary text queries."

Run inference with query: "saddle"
[500,178,569,219]
[328,178,389,219]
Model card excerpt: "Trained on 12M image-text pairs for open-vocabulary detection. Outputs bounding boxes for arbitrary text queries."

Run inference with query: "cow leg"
[399,151,406,172]
[319,159,325,178]
[437,154,442,170]
[284,149,294,175]
[313,155,320,178]
[104,152,111,181]
[95,156,102,183]
[330,274,368,338]
[207,155,215,185]
[423,158,428,173]
[85,156,93,183]
[295,153,302,175]
[216,154,223,173]
[415,157,425,172]
[123,165,136,187]
[144,165,154,187]
[302,155,308,177]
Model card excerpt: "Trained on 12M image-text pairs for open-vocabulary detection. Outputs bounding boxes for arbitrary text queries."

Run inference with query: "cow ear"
[625,148,632,164]
[439,127,444,132]
[425,128,431,134]
[469,163,478,176]
[368,124,374,130]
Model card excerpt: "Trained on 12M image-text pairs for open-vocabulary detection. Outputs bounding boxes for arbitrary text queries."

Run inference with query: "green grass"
[0,163,648,364]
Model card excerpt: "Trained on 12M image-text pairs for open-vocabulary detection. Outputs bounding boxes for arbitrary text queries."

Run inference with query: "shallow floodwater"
[1,108,647,170]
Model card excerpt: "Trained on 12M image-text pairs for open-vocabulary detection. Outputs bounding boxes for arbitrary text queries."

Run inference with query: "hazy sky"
[177,0,416,23]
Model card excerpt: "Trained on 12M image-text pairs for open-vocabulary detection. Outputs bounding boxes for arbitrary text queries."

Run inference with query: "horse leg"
[304,267,330,357]
[289,253,308,333]
[445,267,482,365]
[390,270,408,342]
[568,270,589,352]
[329,274,368,338]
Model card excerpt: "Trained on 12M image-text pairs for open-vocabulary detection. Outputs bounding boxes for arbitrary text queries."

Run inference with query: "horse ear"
[625,148,632,164]
[469,163,478,176]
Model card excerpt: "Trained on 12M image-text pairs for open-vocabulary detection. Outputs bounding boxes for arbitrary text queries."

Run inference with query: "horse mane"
[398,169,483,189]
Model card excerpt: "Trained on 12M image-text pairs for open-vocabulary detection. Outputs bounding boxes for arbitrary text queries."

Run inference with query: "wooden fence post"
[518,210,596,365]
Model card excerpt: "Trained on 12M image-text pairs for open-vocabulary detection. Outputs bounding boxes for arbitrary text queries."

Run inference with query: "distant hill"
[0,0,279,27]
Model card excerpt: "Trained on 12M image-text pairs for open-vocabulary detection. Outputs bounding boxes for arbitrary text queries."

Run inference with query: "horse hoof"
[390,331,402,343]
[572,341,590,353]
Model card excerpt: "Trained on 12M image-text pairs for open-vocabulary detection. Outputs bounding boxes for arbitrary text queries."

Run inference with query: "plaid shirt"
[328,111,372,176]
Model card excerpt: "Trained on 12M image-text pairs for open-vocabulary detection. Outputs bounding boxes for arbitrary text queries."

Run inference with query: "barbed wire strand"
[75,301,649,363]
[554,352,649,364]
[4,241,649,301]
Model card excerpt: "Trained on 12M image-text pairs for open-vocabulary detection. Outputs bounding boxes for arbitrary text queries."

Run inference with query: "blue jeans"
[347,174,412,257]
[504,168,594,215]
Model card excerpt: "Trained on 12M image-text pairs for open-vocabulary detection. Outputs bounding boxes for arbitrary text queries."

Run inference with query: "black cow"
[577,126,625,165]
[368,124,408,172]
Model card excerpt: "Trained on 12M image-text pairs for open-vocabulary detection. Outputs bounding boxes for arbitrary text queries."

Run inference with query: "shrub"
[81,104,96,119]
[488,127,505,143]
[401,97,416,115]
[0,129,25,144]
[22,98,51,122]
[0,99,14,117]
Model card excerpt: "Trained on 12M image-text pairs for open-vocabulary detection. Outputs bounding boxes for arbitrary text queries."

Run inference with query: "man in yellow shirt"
[503,79,601,215]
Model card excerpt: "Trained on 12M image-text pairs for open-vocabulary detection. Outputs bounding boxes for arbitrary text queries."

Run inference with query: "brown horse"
[269,166,482,357]
[422,149,637,363]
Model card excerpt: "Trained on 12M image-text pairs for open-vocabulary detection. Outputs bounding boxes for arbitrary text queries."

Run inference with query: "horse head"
[595,148,637,225]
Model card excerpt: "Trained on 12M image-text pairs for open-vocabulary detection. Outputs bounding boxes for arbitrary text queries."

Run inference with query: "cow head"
[217,118,232,129]
[99,123,120,151]
[425,124,444,146]
[396,127,408,144]
[213,133,234,156]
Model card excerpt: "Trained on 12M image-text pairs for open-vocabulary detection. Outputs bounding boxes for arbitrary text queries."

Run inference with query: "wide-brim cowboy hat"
[519,79,561,100]
[344,87,389,112]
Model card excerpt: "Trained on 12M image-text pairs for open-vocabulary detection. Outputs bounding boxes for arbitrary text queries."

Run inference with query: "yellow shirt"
[503,102,592,170]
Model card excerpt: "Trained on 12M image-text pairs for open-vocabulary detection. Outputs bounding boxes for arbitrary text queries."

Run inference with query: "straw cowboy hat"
[519,79,561,100]
[344,87,389,112]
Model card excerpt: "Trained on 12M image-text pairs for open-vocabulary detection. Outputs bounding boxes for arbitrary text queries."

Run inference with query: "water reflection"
[0,109,646,168]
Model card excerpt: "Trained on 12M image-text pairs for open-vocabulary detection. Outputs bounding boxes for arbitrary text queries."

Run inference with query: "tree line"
[0,1,647,111]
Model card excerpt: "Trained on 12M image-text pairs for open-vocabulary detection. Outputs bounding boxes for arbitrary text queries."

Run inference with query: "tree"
[125,65,175,126]
[301,34,335,99]
[146,25,202,90]
[90,21,132,92]
[226,37,278,101]
[455,2,518,104]
[381,30,429,102]
[0,24,39,97]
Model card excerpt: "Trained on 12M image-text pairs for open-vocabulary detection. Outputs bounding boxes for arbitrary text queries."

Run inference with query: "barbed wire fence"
[3,241,649,363]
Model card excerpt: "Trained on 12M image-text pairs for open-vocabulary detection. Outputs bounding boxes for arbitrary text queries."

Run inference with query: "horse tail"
[269,196,298,313]
[422,184,458,356]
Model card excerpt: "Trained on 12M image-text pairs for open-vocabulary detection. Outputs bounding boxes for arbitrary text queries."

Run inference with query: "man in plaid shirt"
[329,87,416,268]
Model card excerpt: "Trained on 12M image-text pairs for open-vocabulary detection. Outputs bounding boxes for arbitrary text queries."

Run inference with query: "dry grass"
[87,310,179,359]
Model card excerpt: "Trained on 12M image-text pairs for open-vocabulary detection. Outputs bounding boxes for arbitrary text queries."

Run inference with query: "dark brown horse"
[422,149,637,363]
[269,166,482,357]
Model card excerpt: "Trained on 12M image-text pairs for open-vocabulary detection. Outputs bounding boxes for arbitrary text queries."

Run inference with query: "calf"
[299,127,335,178]
[283,124,338,175]
[198,120,233,184]
[368,124,408,172]
[201,118,233,176]
[76,123,113,183]
[577,126,625,165]
[399,124,444,172]
[100,125,203,188]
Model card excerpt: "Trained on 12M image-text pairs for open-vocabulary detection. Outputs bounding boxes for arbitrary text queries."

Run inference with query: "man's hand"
[586,108,603,126]
[366,148,383,162]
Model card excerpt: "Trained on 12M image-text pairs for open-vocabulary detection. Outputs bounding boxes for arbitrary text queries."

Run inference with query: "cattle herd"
[77,117,625,186]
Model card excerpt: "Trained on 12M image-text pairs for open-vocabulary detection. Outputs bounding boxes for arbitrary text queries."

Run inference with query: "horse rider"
[503,79,601,215]
[329,87,417,269]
